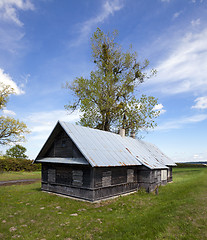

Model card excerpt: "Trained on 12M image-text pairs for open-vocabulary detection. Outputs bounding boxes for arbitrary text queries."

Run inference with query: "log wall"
[41,164,138,201]
[41,163,170,201]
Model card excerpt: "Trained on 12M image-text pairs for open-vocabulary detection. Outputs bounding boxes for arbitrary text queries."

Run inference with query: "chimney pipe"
[119,128,125,138]
[130,132,135,139]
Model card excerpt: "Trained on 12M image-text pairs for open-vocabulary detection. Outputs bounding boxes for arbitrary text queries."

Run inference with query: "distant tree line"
[0,145,40,172]
[175,163,207,168]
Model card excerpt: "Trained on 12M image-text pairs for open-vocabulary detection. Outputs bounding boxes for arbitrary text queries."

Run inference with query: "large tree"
[0,83,29,145]
[5,144,28,159]
[65,28,160,136]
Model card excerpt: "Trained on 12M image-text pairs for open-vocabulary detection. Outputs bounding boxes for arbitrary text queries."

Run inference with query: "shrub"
[0,158,41,172]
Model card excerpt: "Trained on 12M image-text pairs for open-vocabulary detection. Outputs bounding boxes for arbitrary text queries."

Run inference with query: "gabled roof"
[35,121,174,169]
[143,141,176,167]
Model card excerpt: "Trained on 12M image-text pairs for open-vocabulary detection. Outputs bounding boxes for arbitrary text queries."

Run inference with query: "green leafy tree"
[5,144,28,159]
[65,28,160,136]
[0,83,30,145]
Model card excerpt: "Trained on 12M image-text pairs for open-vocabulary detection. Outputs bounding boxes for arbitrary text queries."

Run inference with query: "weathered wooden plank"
[102,172,111,187]
[48,169,56,183]
[127,169,134,183]
[72,170,83,186]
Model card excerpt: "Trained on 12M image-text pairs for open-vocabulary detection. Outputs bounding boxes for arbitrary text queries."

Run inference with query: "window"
[48,169,56,183]
[102,171,111,187]
[161,170,167,181]
[127,169,134,183]
[62,140,66,147]
[72,170,83,187]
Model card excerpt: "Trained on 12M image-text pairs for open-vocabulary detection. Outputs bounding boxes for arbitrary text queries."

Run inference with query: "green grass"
[0,171,41,181]
[0,168,206,240]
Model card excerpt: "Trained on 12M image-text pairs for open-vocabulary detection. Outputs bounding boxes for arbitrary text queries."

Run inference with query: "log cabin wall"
[41,164,139,201]
[41,163,170,201]
[92,166,138,201]
[45,130,82,158]
[137,166,167,192]
[41,163,94,201]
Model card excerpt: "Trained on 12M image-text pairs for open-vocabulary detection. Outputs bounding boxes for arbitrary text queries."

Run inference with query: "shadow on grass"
[32,187,42,191]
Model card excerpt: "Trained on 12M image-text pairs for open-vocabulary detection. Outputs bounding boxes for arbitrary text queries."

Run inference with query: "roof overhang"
[35,157,89,165]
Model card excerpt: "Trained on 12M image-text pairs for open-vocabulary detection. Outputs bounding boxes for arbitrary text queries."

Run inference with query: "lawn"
[0,171,41,181]
[0,168,206,240]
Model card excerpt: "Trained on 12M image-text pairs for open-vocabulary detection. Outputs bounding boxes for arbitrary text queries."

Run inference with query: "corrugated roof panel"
[121,137,168,169]
[60,122,142,167]
[59,121,171,169]
[143,141,176,166]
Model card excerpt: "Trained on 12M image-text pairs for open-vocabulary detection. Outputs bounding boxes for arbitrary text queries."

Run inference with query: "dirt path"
[0,179,40,186]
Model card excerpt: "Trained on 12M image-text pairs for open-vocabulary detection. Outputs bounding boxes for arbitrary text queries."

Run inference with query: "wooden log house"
[34,121,176,201]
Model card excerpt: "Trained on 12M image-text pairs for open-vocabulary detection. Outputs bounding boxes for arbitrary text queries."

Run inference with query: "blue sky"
[0,0,207,162]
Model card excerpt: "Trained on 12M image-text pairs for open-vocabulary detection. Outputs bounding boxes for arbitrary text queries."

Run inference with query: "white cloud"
[71,0,124,46]
[0,27,25,53]
[156,114,207,131]
[23,109,81,158]
[192,96,207,109]
[148,28,207,95]
[153,104,164,110]
[160,0,170,2]
[191,18,200,27]
[0,1,34,54]
[172,152,207,163]
[191,0,203,3]
[26,109,81,136]
[0,0,34,26]
[153,103,166,114]
[2,109,16,116]
[193,153,207,161]
[173,11,182,19]
[0,68,25,95]
[27,109,81,125]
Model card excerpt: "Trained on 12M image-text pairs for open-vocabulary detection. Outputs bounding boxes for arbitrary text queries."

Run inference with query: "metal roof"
[59,121,170,169]
[60,121,142,167]
[121,137,168,169]
[142,141,176,166]
[35,157,89,165]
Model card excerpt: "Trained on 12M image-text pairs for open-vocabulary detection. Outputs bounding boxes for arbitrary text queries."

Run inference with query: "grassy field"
[0,171,41,181]
[0,168,206,240]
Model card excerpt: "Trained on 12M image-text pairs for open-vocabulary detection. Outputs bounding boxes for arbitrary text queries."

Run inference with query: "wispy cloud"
[0,0,34,26]
[0,68,25,94]
[26,109,81,138]
[191,0,203,3]
[2,109,16,116]
[23,109,81,158]
[70,0,124,46]
[156,114,207,131]
[147,28,207,95]
[0,1,35,55]
[173,11,182,19]
[191,18,200,27]
[193,153,207,161]
[172,151,207,162]
[0,27,25,54]
[192,96,207,109]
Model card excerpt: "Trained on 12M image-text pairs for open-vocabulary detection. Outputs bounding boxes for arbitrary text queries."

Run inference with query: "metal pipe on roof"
[119,128,125,137]
[130,132,135,139]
